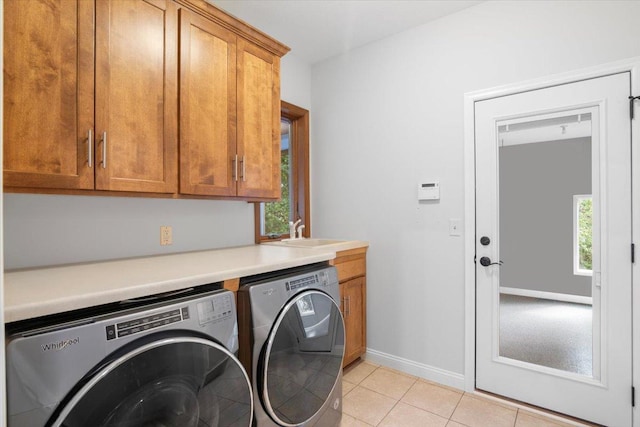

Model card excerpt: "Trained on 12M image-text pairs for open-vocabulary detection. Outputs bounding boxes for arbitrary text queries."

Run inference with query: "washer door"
[48,335,253,427]
[260,290,345,426]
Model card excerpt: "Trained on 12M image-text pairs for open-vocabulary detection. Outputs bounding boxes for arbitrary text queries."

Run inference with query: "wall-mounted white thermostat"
[418,181,440,200]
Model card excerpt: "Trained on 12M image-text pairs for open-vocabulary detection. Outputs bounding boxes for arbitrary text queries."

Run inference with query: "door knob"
[480,236,491,246]
[479,256,503,267]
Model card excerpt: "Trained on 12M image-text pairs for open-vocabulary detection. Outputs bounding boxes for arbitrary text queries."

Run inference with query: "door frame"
[463,56,640,423]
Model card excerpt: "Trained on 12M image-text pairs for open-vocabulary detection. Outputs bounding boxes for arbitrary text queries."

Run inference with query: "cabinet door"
[236,39,281,199]
[95,0,178,193]
[341,276,367,366]
[179,9,237,197]
[4,0,95,190]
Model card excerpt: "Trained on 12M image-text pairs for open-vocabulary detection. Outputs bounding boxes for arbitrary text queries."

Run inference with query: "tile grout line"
[447,390,467,424]
[345,362,379,386]
[373,374,420,426]
[366,366,388,427]
[367,365,452,426]
[367,365,398,426]
[382,374,462,425]
[344,365,399,426]
[375,397,401,426]
[346,364,578,427]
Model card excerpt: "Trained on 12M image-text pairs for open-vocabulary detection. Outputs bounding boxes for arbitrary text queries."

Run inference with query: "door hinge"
[632,243,636,263]
[633,386,635,407]
[630,96,640,120]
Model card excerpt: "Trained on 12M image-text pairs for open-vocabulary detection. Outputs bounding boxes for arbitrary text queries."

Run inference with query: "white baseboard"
[365,348,465,391]
[500,287,592,305]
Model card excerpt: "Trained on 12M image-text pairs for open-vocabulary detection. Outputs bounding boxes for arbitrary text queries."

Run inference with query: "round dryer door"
[48,335,253,427]
[261,290,345,426]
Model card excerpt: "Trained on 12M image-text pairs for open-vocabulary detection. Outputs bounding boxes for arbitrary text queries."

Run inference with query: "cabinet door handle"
[87,129,93,168]
[346,296,351,317]
[233,154,238,181]
[240,155,246,182]
[100,131,107,169]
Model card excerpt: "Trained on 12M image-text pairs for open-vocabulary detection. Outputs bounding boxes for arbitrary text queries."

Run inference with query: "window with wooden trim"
[255,101,309,242]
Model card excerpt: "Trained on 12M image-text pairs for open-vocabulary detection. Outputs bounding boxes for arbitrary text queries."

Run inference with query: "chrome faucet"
[296,224,305,239]
[289,219,302,239]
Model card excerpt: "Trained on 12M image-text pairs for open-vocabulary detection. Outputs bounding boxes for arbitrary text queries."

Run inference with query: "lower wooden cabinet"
[330,247,367,367]
[341,275,366,366]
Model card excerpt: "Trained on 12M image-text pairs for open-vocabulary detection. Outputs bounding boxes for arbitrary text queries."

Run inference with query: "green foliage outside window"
[264,152,290,235]
[578,197,592,271]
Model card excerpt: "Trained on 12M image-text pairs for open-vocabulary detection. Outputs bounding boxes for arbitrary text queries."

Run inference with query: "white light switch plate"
[449,219,462,236]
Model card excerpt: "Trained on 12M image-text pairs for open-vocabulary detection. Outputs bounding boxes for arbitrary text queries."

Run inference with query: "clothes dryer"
[6,286,253,427]
[238,264,344,427]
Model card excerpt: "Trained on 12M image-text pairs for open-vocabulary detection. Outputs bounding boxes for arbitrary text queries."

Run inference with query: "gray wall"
[499,138,592,297]
[3,194,255,269]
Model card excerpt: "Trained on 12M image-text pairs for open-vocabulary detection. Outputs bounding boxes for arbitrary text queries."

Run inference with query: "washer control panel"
[105,307,189,341]
[196,293,233,325]
[104,292,234,341]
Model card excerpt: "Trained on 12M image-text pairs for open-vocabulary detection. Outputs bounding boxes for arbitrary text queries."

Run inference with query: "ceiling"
[210,1,482,64]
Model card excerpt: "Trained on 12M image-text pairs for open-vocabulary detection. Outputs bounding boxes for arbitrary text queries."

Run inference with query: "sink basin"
[277,238,346,248]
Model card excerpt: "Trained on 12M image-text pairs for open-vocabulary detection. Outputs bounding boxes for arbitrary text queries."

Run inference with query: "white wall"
[281,53,312,109]
[2,52,312,271]
[311,0,640,381]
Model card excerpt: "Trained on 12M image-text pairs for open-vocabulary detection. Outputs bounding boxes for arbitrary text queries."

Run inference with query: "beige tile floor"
[340,360,596,427]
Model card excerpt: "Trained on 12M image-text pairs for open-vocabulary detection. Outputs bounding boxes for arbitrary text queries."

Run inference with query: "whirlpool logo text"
[41,337,80,352]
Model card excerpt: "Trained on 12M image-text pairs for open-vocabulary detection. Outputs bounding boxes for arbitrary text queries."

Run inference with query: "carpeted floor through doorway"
[499,294,593,377]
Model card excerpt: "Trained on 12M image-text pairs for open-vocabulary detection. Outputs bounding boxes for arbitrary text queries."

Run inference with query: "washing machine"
[5,285,253,427]
[238,263,344,427]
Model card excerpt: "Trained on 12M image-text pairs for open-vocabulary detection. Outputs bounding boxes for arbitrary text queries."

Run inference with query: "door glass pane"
[55,340,252,427]
[263,291,344,425]
[260,118,293,237]
[497,109,598,378]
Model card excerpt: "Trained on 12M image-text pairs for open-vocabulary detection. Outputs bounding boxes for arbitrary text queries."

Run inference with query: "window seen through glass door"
[574,195,593,276]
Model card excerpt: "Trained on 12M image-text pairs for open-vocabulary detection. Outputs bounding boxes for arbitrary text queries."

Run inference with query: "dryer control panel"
[285,271,331,293]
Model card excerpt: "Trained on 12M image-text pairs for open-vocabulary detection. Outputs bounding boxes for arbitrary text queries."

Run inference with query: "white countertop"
[3,244,339,323]
[262,239,369,252]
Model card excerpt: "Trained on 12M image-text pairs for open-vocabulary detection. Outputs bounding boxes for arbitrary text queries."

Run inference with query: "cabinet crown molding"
[176,0,290,57]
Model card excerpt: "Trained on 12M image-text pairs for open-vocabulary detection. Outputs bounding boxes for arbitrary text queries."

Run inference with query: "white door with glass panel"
[475,73,632,426]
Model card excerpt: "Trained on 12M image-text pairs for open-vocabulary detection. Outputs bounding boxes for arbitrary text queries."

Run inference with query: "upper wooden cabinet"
[179,9,237,197]
[179,8,281,199]
[4,0,177,194]
[236,39,281,199]
[4,0,95,190]
[4,0,288,200]
[94,0,178,193]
